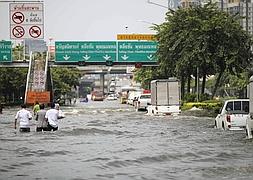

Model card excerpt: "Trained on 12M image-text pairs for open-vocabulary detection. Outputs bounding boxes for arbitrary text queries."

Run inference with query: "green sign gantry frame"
[55,41,157,63]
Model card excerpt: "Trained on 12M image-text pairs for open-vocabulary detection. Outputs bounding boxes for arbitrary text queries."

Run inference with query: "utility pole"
[246,0,249,34]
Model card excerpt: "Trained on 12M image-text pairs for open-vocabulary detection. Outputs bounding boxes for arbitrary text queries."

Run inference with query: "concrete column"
[100,74,105,95]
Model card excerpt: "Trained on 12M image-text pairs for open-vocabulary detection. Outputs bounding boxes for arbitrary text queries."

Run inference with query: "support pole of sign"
[196,67,199,102]
[100,74,105,96]
[24,51,33,104]
[23,40,25,61]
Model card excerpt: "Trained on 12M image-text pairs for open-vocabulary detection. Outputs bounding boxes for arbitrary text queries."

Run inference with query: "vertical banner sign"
[0,41,12,62]
[10,3,44,39]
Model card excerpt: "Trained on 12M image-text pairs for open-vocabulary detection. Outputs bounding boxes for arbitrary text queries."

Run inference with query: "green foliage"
[183,93,197,102]
[12,43,24,60]
[183,93,212,102]
[181,101,222,111]
[134,67,159,89]
[152,2,253,98]
[0,68,27,103]
[51,67,81,98]
[0,67,81,104]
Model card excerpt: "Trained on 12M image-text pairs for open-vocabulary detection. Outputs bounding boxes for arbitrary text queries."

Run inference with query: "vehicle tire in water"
[222,121,225,130]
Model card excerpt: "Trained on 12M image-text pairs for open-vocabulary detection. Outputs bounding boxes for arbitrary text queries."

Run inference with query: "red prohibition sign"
[29,26,41,38]
[12,12,24,24]
[12,26,25,38]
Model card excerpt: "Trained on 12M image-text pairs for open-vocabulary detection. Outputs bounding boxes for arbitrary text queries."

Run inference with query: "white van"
[215,99,249,130]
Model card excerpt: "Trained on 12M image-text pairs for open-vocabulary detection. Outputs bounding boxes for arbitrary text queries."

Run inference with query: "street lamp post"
[48,37,53,61]
[137,20,155,25]
[147,0,169,9]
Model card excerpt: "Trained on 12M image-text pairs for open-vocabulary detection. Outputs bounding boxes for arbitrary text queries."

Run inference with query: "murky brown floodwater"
[1,100,253,180]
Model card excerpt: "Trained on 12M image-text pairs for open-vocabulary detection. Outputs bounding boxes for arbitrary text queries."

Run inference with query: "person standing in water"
[35,104,48,132]
[45,103,63,131]
[14,104,33,132]
[55,103,65,119]
[33,101,40,116]
[0,104,3,114]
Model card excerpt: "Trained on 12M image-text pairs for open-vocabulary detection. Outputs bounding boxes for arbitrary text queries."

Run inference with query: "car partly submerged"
[134,93,151,111]
[215,99,249,130]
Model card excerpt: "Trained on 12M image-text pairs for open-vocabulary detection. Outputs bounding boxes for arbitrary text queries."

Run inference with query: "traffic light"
[106,60,113,66]
[78,61,86,66]
[135,63,142,68]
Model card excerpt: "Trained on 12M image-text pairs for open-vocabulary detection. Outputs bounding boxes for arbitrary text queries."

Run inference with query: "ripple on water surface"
[1,101,253,180]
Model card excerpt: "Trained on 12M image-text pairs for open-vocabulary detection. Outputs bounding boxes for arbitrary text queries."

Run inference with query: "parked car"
[106,94,117,100]
[91,91,104,101]
[134,93,151,111]
[215,99,249,130]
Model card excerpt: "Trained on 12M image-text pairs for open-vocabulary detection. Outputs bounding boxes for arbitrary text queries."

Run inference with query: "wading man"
[45,103,63,131]
[14,104,33,132]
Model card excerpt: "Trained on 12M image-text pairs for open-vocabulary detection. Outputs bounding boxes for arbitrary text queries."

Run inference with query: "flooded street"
[1,100,253,180]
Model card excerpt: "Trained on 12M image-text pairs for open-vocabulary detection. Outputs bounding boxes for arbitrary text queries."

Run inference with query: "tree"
[134,67,159,89]
[0,68,27,102]
[51,67,81,99]
[153,2,252,99]
[12,43,24,60]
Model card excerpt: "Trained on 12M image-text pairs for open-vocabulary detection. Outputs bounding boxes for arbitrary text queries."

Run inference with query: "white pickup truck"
[215,99,249,130]
[134,93,151,111]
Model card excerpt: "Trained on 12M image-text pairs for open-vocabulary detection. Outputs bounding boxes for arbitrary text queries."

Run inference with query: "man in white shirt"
[55,103,65,118]
[15,104,33,132]
[45,103,62,131]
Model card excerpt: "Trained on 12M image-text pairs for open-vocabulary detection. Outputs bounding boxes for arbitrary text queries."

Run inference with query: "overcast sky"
[0,0,168,42]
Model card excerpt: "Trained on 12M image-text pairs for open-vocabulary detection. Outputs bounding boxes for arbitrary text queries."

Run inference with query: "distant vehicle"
[80,97,88,103]
[119,86,136,104]
[91,91,104,101]
[106,94,117,100]
[127,91,141,105]
[134,93,151,111]
[147,79,181,115]
[215,99,249,130]
[110,81,116,86]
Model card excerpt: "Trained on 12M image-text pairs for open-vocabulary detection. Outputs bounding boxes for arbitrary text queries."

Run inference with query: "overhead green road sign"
[55,41,117,62]
[118,41,157,62]
[0,41,12,62]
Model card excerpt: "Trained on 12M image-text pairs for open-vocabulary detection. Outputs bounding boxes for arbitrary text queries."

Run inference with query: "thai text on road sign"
[0,41,12,62]
[117,34,155,41]
[26,91,50,104]
[118,41,157,62]
[55,41,157,63]
[56,41,117,62]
